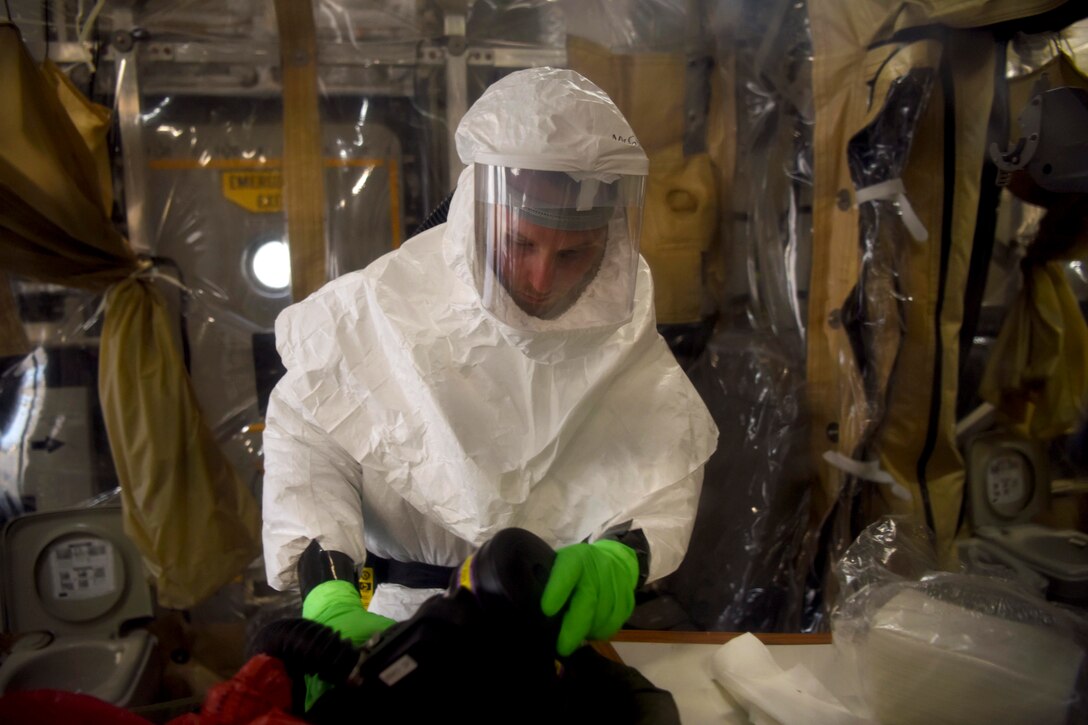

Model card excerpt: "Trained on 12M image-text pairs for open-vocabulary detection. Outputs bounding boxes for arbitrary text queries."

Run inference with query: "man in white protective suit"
[261,67,718,663]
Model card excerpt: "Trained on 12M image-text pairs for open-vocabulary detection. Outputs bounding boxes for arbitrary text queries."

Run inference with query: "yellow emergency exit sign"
[221,171,283,213]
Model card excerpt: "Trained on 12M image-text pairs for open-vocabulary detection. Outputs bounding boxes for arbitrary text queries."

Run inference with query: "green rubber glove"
[301,579,395,710]
[540,539,639,656]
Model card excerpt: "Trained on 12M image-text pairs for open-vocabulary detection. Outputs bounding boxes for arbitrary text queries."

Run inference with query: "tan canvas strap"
[274,0,327,301]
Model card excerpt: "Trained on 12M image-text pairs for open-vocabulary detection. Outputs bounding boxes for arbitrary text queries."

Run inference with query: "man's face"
[493,212,608,320]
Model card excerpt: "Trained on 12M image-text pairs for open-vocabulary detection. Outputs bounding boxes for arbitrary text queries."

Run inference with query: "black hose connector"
[248,617,358,686]
[410,191,454,237]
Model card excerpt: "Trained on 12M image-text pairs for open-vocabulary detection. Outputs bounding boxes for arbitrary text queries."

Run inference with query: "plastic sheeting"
[0,21,261,608]
[638,0,816,633]
[94,0,416,501]
[1007,19,1088,78]
[565,29,721,327]
[831,42,940,552]
[844,63,935,427]
[732,0,814,357]
[7,0,1084,637]
[832,518,1088,725]
[4,0,727,613]
[802,1,1080,631]
[654,320,811,631]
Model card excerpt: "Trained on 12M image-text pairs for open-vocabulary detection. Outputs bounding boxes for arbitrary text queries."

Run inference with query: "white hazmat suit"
[262,68,718,620]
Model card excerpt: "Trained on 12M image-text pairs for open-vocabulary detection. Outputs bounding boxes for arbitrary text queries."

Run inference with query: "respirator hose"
[249,617,358,685]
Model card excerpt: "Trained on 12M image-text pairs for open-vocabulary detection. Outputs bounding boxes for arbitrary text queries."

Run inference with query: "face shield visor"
[473,165,646,329]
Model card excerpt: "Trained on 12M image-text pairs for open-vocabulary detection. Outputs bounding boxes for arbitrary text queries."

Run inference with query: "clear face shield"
[473,165,646,328]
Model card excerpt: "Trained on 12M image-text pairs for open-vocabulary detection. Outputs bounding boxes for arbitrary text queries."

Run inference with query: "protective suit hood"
[450,66,650,346]
[455,67,649,176]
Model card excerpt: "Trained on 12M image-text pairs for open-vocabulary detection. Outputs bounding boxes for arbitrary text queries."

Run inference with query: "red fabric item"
[0,689,154,724]
[168,654,303,725]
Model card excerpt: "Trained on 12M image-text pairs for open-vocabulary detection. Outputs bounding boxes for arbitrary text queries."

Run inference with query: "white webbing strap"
[822,450,912,501]
[855,178,929,243]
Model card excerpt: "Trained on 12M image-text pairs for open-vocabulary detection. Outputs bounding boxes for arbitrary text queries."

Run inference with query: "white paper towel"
[710,633,870,725]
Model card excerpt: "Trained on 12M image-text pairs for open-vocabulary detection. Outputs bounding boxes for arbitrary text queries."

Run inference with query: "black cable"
[87,9,104,101]
[42,0,49,59]
[409,190,454,238]
[916,39,957,541]
[146,256,194,375]
[88,37,102,101]
[4,0,12,23]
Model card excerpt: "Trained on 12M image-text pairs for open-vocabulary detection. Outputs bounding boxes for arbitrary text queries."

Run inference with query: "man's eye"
[558,249,587,261]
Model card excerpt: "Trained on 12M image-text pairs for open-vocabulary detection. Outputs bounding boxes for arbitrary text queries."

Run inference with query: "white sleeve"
[591,467,705,583]
[261,380,368,591]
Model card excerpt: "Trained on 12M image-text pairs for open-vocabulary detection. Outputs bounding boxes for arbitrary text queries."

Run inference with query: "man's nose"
[526,254,556,294]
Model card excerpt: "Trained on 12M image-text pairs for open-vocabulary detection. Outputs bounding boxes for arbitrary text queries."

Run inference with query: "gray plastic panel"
[0,507,153,636]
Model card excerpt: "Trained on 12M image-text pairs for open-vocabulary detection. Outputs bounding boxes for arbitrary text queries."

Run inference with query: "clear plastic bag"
[832,517,1088,725]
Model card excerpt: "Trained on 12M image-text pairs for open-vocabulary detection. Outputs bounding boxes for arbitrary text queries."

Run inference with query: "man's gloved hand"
[540,539,639,656]
[301,579,395,711]
[297,539,395,647]
[302,579,396,646]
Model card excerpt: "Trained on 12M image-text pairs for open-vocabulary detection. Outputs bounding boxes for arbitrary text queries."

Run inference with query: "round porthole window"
[245,239,291,295]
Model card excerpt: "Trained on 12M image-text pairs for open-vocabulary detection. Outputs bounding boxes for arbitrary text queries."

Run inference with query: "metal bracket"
[989,74,1047,175]
[466,47,566,69]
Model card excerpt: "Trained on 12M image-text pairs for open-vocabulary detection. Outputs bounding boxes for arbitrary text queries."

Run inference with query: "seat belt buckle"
[358,566,376,609]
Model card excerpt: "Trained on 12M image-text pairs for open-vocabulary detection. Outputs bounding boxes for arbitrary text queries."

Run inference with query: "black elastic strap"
[298,539,358,600]
[916,43,957,539]
[363,552,456,590]
[957,34,1009,399]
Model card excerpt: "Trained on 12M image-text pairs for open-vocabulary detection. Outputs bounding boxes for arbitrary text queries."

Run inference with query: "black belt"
[363,552,456,590]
